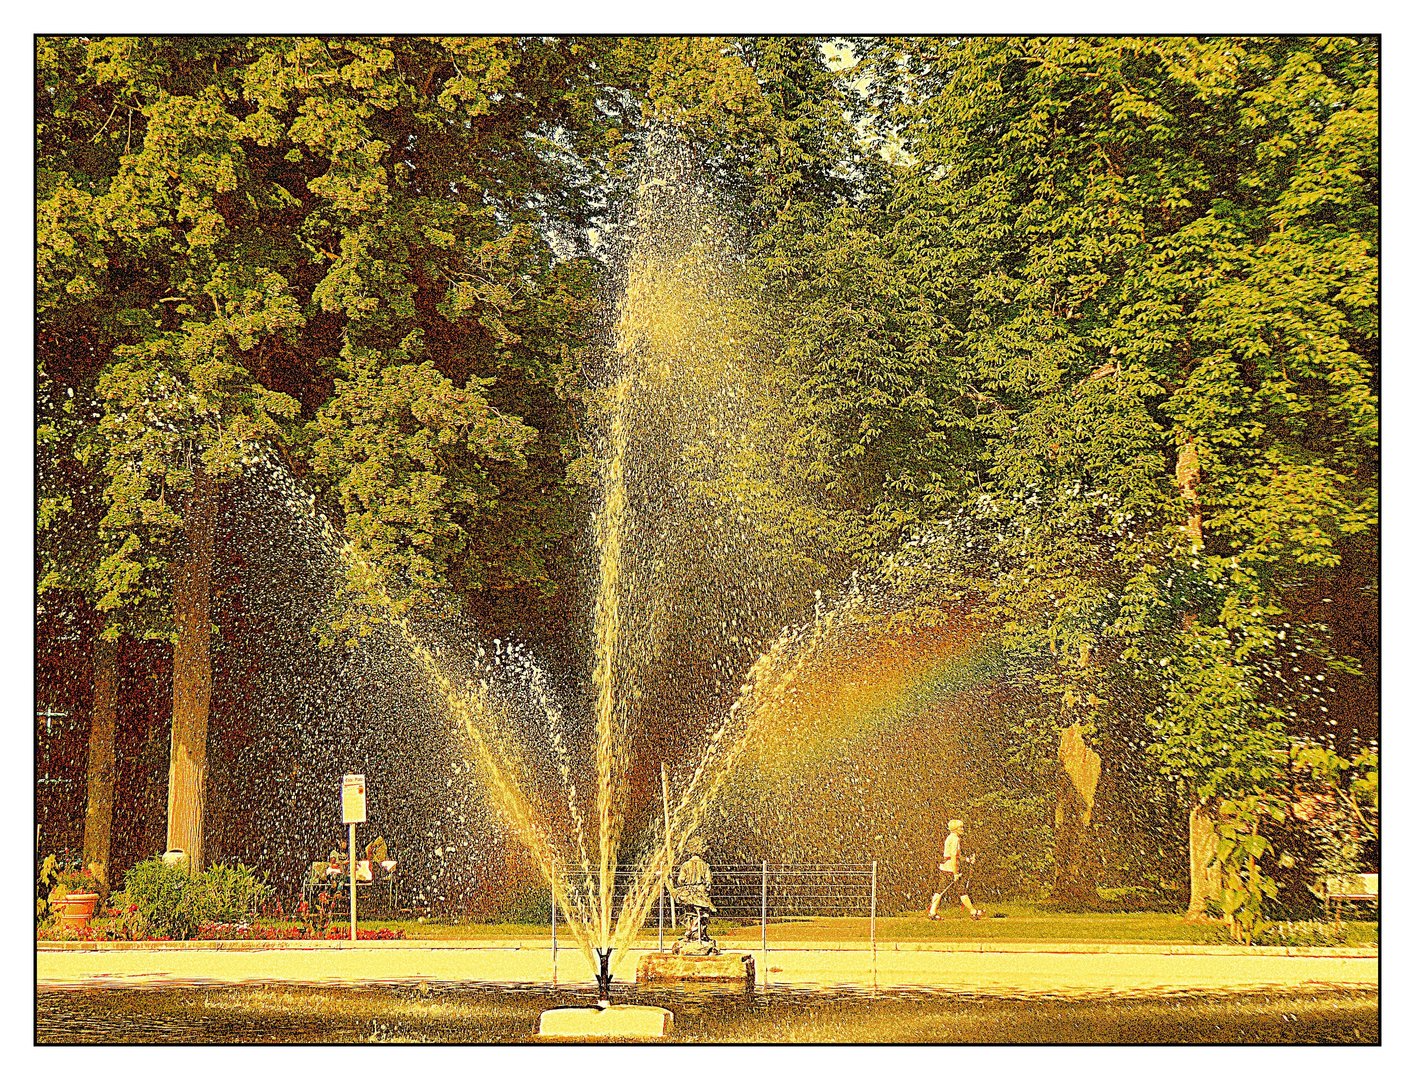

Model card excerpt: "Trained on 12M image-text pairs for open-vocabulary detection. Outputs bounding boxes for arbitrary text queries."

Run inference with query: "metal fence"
[548,860,879,964]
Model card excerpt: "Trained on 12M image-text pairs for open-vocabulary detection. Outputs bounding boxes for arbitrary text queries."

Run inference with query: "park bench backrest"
[1324,873,1379,900]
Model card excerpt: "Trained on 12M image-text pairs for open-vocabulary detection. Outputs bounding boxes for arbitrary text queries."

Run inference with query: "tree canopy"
[36,35,1378,911]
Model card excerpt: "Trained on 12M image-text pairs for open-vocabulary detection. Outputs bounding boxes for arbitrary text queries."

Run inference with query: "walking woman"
[928,818,983,919]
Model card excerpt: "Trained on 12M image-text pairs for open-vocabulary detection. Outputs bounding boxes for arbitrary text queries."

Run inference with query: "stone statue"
[672,835,719,956]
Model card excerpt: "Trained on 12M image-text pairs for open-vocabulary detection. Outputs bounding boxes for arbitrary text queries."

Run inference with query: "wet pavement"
[37,939,1378,997]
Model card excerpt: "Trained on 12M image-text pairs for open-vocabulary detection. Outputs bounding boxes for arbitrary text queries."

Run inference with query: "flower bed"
[193,921,406,941]
[38,914,405,943]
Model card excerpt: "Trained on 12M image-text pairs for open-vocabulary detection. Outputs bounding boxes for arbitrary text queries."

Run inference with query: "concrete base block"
[536,1004,674,1040]
[637,950,756,988]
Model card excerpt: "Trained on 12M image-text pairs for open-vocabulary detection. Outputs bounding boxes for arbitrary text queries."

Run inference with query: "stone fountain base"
[637,951,756,989]
[536,1003,674,1040]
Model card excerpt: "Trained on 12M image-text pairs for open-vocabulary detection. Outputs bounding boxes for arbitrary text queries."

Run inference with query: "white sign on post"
[342,774,367,824]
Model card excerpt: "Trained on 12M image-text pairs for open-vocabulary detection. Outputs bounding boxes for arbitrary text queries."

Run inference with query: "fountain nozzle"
[594,948,613,1005]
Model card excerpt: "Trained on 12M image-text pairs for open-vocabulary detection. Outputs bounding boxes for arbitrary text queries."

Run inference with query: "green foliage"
[36,36,1378,908]
[36,854,60,922]
[309,357,536,633]
[1291,742,1378,881]
[1213,795,1285,944]
[197,862,274,920]
[487,882,553,925]
[110,859,191,937]
[760,34,1378,816]
[36,35,650,634]
[111,857,271,939]
[968,787,1055,898]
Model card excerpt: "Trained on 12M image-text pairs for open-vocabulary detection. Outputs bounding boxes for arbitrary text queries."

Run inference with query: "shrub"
[37,854,59,922]
[112,858,272,940]
[111,859,193,938]
[1213,795,1284,945]
[1092,885,1184,913]
[487,883,552,924]
[193,863,271,924]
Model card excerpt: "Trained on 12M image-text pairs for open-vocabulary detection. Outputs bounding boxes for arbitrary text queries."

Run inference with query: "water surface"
[36,979,1377,1045]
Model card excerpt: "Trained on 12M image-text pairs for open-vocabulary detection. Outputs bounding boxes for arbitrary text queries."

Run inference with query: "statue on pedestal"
[672,835,719,956]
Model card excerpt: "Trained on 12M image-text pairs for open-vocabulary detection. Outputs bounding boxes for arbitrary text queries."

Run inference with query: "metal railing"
[547,860,879,968]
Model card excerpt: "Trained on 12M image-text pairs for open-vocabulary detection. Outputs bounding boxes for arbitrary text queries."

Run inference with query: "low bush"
[195,863,271,923]
[486,883,552,924]
[1091,885,1185,913]
[110,858,272,940]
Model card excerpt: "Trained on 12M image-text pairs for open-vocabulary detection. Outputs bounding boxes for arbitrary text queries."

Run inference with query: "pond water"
[36,980,1377,1045]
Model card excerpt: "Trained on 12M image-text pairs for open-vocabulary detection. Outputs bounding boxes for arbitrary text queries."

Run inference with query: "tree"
[37,371,126,890]
[37,35,653,867]
[757,35,1378,909]
[907,36,1375,910]
[38,36,1376,917]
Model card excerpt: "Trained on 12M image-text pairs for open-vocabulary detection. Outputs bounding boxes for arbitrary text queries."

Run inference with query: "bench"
[304,859,400,915]
[1317,873,1378,922]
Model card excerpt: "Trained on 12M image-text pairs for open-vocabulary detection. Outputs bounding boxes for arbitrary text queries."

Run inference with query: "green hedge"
[112,858,271,939]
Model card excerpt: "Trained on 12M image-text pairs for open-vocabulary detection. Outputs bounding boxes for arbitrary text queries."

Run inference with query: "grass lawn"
[351,920,553,940]
[345,905,1377,947]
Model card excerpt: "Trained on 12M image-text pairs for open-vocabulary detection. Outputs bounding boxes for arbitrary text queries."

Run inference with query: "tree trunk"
[1176,429,1202,551]
[1186,799,1224,920]
[1176,431,1221,919]
[1052,722,1102,903]
[82,629,120,893]
[167,466,216,872]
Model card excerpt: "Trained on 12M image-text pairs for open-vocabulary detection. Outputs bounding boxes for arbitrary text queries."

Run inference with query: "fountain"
[277,145,882,1038]
[528,152,812,1035]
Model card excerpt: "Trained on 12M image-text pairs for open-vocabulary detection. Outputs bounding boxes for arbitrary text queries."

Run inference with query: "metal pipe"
[661,763,676,930]
[348,822,357,943]
[761,859,768,961]
[870,859,878,958]
[550,879,558,983]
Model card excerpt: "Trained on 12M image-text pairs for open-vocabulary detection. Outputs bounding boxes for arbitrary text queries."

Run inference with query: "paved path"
[37,940,1377,997]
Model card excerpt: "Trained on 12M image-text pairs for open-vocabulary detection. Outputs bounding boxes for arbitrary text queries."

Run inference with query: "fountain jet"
[594,948,614,1005]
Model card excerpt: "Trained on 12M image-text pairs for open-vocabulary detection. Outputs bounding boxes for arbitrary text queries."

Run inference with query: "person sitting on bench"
[328,838,349,878]
[365,835,394,877]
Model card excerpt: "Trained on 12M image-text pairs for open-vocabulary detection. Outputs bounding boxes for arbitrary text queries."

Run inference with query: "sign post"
[342,774,367,943]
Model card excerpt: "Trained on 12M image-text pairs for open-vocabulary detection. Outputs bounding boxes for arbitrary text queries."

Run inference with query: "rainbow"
[740,621,1003,780]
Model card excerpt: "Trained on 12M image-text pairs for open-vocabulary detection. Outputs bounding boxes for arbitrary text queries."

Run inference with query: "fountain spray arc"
[506,145,884,999]
[297,144,879,1014]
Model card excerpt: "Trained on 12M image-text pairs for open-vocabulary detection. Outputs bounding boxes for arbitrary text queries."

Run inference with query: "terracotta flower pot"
[53,892,100,928]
